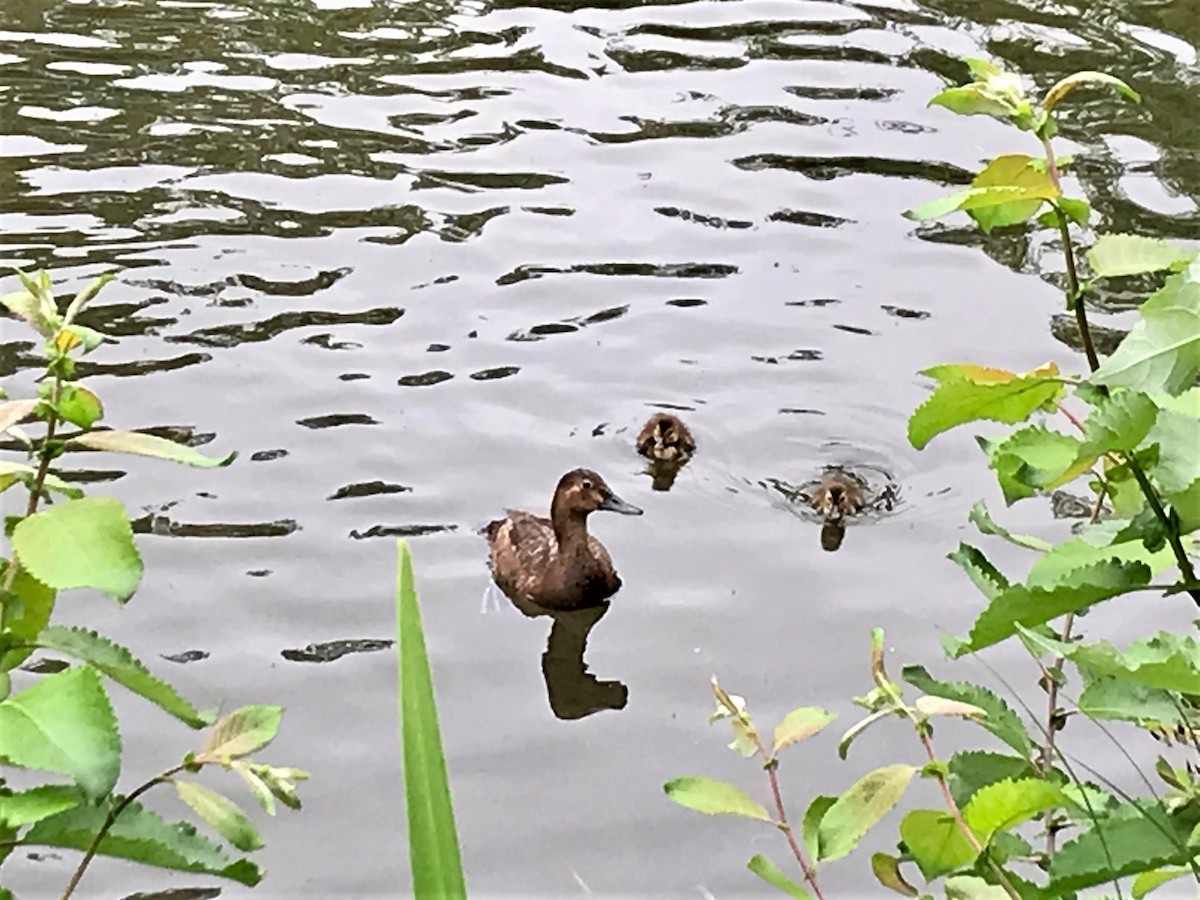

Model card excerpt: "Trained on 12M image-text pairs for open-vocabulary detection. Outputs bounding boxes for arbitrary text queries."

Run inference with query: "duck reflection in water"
[636,412,696,492]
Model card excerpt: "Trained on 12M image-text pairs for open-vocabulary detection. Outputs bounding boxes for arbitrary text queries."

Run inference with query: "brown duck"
[810,469,866,521]
[483,469,643,610]
[636,413,696,463]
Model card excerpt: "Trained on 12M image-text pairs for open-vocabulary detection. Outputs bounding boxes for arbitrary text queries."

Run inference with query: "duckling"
[483,468,643,610]
[636,413,696,463]
[810,469,866,521]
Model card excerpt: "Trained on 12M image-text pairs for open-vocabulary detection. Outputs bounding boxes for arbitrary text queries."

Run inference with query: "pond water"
[2,0,1197,896]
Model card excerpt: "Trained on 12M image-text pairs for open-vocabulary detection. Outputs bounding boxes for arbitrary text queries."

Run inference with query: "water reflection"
[505,592,628,721]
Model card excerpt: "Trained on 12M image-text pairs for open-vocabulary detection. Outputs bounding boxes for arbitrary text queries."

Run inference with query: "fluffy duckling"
[636,413,696,463]
[483,468,643,610]
[810,469,866,521]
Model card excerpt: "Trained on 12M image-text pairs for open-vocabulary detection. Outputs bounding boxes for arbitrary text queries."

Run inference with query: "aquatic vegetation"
[666,57,1200,898]
[0,271,306,897]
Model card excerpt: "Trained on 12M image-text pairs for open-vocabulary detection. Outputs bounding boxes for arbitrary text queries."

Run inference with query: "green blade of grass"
[396,539,467,899]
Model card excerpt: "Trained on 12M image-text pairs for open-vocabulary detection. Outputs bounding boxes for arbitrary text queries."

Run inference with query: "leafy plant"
[666,57,1200,898]
[0,270,305,897]
[396,539,467,899]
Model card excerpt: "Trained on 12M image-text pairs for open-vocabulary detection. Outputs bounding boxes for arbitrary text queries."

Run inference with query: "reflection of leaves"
[908,363,1064,450]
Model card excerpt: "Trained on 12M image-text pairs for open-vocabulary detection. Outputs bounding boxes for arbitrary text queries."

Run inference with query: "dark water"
[1,0,1197,897]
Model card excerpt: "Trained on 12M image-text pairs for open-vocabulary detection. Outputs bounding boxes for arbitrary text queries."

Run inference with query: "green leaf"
[1049,801,1195,892]
[747,854,812,898]
[802,795,836,861]
[900,808,977,879]
[871,851,918,896]
[35,626,209,727]
[250,763,307,811]
[0,399,39,436]
[947,751,1037,809]
[967,155,1056,233]
[837,708,895,760]
[962,778,1066,844]
[12,497,142,603]
[953,560,1152,655]
[1089,263,1200,395]
[1145,402,1200,530]
[948,544,1011,601]
[967,502,1052,552]
[176,781,264,852]
[0,460,83,501]
[928,84,1018,118]
[1,289,56,338]
[0,785,82,828]
[1132,868,1190,898]
[817,764,916,862]
[66,429,237,468]
[233,762,276,816]
[1044,71,1140,110]
[773,707,836,753]
[397,540,468,899]
[61,324,110,354]
[981,425,1088,505]
[0,563,56,670]
[663,777,769,821]
[1026,536,1178,588]
[1087,234,1196,279]
[904,184,1060,224]
[63,272,116,327]
[1019,629,1200,695]
[902,667,1034,759]
[1077,389,1157,459]
[23,797,261,886]
[1077,677,1185,727]
[1057,197,1091,227]
[56,384,103,430]
[199,706,283,762]
[0,666,119,800]
[945,875,1012,899]
[908,363,1064,450]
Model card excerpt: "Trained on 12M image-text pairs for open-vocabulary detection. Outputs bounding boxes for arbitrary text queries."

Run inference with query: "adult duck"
[483,468,643,610]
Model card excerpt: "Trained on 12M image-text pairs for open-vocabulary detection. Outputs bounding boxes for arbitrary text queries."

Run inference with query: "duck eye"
[581,479,593,491]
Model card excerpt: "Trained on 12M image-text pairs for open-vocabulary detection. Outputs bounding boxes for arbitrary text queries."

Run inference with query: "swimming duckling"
[810,469,866,521]
[636,413,696,463]
[483,468,643,610]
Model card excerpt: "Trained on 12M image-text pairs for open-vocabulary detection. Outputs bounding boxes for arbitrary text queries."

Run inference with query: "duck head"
[636,413,696,463]
[552,468,643,520]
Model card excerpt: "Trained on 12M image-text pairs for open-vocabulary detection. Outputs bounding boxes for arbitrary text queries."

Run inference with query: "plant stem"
[59,763,186,900]
[751,732,826,900]
[1040,612,1076,859]
[917,729,1021,900]
[1041,136,1200,607]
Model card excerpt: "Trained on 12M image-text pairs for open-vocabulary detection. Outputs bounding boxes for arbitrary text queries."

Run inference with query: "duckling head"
[636,413,695,462]
[555,468,644,517]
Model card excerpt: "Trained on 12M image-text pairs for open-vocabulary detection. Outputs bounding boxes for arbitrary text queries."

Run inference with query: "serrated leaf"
[22,797,261,885]
[0,666,119,800]
[817,764,916,862]
[952,559,1152,655]
[1087,234,1194,279]
[802,795,836,861]
[903,667,1034,759]
[1077,389,1157,459]
[67,429,237,468]
[663,777,769,821]
[12,497,142,603]
[1026,536,1179,588]
[1,563,55,670]
[982,425,1089,505]
[1145,402,1200,530]
[1089,263,1200,396]
[967,502,1052,552]
[1132,868,1190,898]
[0,785,82,828]
[871,851,918,896]
[1049,801,1194,892]
[200,706,283,761]
[1077,677,1185,727]
[35,625,209,727]
[1044,71,1140,110]
[967,155,1054,233]
[945,875,1012,899]
[908,363,1064,450]
[773,707,836,753]
[962,778,1065,844]
[176,781,264,852]
[56,384,103,430]
[1018,628,1200,695]
[900,808,977,880]
[948,544,1011,601]
[747,854,812,898]
[947,751,1037,809]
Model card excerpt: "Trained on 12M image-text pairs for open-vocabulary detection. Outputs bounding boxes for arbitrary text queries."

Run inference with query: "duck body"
[810,469,866,521]
[636,413,696,463]
[484,468,642,610]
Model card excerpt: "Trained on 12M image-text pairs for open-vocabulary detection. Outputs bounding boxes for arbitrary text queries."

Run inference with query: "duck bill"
[599,492,643,516]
